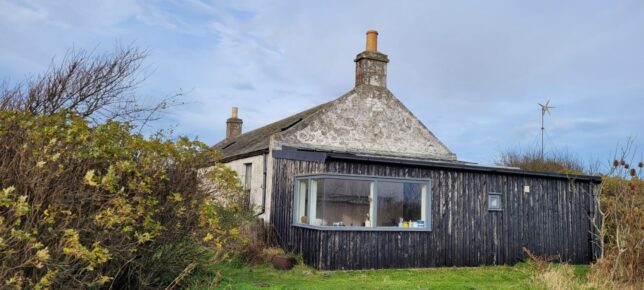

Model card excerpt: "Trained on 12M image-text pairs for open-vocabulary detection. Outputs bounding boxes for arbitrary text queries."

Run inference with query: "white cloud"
[0,0,642,164]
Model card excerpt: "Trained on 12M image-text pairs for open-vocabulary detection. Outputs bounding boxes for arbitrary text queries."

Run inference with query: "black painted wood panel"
[269,158,600,270]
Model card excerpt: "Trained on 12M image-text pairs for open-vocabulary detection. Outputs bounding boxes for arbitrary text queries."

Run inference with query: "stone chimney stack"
[355,30,389,88]
[226,107,242,139]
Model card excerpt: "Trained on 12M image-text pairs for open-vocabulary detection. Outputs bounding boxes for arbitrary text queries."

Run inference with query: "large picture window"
[376,182,425,227]
[293,175,431,230]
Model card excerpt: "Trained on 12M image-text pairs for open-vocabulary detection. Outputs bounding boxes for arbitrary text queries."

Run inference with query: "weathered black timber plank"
[526,177,534,256]
[579,182,588,262]
[566,180,573,259]
[518,176,524,261]
[493,174,499,264]
[476,172,483,265]
[571,180,578,262]
[587,183,595,261]
[269,158,599,270]
[466,172,472,265]
[447,170,455,266]
[556,179,564,259]
[455,171,463,266]
[514,176,521,262]
[472,173,479,265]
[542,179,549,257]
[543,179,550,258]
[502,174,509,264]
[576,181,583,262]
[497,175,505,263]
[508,175,516,263]
[563,179,570,261]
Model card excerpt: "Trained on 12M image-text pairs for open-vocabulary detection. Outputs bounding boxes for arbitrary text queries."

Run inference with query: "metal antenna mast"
[538,100,555,158]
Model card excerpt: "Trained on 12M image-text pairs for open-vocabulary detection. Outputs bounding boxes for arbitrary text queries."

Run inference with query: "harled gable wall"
[273,85,456,160]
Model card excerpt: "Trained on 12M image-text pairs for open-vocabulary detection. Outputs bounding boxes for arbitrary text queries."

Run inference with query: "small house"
[213,31,601,270]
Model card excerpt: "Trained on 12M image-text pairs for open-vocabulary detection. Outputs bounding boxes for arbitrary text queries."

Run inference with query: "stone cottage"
[212,31,601,270]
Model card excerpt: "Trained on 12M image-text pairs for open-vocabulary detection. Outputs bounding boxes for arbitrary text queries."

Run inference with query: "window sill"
[292,223,432,232]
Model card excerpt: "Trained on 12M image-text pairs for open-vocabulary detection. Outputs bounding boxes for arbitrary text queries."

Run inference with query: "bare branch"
[0,46,174,125]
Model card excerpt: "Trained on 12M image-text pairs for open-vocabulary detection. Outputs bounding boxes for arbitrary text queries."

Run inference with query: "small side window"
[295,180,309,224]
[488,192,502,211]
[243,163,252,192]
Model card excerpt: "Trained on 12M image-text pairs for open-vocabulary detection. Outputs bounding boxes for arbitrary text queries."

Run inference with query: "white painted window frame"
[292,174,432,232]
[488,192,502,211]
[243,163,252,191]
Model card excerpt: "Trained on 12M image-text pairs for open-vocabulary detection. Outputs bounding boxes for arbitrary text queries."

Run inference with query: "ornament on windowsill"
[365,213,371,227]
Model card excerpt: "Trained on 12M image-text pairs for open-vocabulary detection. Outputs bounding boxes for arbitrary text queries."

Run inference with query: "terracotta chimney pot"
[366,30,378,52]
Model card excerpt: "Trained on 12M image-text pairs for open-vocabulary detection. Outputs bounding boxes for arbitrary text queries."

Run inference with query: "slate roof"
[213,102,332,162]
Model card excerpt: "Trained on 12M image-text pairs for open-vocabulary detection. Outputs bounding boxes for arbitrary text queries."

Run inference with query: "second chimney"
[226,107,243,139]
[355,30,389,88]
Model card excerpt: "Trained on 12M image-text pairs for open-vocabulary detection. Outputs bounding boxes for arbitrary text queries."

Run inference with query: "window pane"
[311,178,372,227]
[488,194,502,211]
[244,163,252,191]
[295,180,309,223]
[376,182,425,227]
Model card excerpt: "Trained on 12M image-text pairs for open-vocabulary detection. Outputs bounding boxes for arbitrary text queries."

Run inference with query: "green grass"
[186,261,591,290]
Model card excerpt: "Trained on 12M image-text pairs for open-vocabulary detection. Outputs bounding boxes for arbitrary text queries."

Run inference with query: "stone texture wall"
[273,85,456,160]
[226,117,242,139]
[354,51,388,87]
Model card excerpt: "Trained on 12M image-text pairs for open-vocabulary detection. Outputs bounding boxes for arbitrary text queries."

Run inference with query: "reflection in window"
[488,192,502,211]
[377,182,424,227]
[294,176,430,230]
[312,178,371,227]
[295,180,309,223]
[243,163,252,191]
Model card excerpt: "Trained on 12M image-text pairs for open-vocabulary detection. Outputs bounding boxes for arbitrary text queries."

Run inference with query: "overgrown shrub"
[590,158,643,287]
[497,147,586,174]
[0,111,252,289]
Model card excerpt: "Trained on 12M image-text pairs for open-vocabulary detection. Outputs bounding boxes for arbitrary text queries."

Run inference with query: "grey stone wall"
[274,84,456,160]
[226,117,242,139]
[354,51,388,87]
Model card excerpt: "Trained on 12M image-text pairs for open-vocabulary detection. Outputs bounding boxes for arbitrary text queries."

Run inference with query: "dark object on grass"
[272,255,297,270]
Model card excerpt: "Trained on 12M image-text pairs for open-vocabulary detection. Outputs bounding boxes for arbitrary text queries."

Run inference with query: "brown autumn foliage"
[497,148,586,174]
[590,157,643,287]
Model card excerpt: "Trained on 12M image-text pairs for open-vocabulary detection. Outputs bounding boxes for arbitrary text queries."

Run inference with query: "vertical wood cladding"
[269,158,600,270]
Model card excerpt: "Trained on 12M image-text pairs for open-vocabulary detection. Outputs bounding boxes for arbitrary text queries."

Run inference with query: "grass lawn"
[187,261,590,289]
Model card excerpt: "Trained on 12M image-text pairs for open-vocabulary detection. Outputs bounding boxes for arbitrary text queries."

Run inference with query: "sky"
[1,0,643,167]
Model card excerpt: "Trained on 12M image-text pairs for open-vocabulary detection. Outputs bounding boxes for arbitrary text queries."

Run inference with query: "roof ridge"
[212,100,334,160]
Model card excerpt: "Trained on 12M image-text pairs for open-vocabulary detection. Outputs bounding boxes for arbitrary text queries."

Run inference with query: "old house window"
[488,192,502,211]
[243,163,252,192]
[293,174,431,230]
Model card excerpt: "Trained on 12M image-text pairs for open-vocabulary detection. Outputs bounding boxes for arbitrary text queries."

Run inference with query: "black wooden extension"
[269,156,601,270]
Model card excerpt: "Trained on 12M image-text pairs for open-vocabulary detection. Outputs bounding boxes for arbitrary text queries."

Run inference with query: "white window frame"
[292,174,432,231]
[243,163,252,191]
[488,192,502,211]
